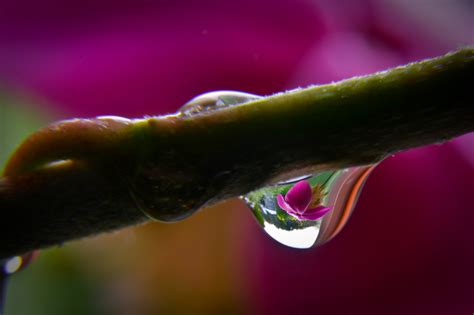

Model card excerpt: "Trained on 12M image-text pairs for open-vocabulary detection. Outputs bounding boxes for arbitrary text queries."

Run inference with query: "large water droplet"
[179,90,262,116]
[243,166,375,249]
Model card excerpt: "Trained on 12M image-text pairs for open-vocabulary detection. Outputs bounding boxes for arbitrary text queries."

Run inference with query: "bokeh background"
[1,0,473,314]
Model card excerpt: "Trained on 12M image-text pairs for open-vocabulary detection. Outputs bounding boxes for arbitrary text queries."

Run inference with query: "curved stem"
[0,48,473,258]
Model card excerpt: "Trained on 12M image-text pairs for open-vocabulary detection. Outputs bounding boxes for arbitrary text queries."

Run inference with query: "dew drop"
[0,252,37,312]
[179,90,262,116]
[1,251,37,275]
[3,257,22,274]
[243,166,375,249]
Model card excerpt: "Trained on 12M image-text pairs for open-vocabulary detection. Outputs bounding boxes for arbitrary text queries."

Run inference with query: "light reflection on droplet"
[96,115,132,122]
[4,256,22,274]
[44,159,72,169]
[276,174,312,185]
[1,251,37,276]
[264,225,319,249]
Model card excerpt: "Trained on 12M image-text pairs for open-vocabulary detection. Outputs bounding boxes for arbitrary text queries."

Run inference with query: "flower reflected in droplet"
[277,180,331,221]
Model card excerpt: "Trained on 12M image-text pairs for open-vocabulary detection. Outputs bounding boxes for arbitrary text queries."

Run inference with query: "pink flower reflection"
[277,180,331,220]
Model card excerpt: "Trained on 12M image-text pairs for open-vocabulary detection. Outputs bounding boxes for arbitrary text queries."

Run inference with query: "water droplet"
[179,90,262,116]
[3,257,22,274]
[1,252,37,275]
[243,166,375,249]
[0,252,37,311]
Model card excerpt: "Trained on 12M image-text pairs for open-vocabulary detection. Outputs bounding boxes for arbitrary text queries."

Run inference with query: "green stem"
[1,48,473,258]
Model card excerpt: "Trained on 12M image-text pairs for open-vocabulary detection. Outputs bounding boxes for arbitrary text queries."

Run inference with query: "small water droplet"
[0,252,37,311]
[1,252,37,275]
[3,257,22,274]
[243,165,375,249]
[179,90,262,116]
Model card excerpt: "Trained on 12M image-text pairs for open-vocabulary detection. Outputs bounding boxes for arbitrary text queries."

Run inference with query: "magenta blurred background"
[1,1,473,314]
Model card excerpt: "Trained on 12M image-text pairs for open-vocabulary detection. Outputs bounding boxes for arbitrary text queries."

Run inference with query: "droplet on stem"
[179,90,262,117]
[1,252,37,276]
[243,166,375,249]
[0,252,37,312]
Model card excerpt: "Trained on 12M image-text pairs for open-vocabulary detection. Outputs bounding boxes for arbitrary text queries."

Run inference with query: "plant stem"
[1,48,473,258]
